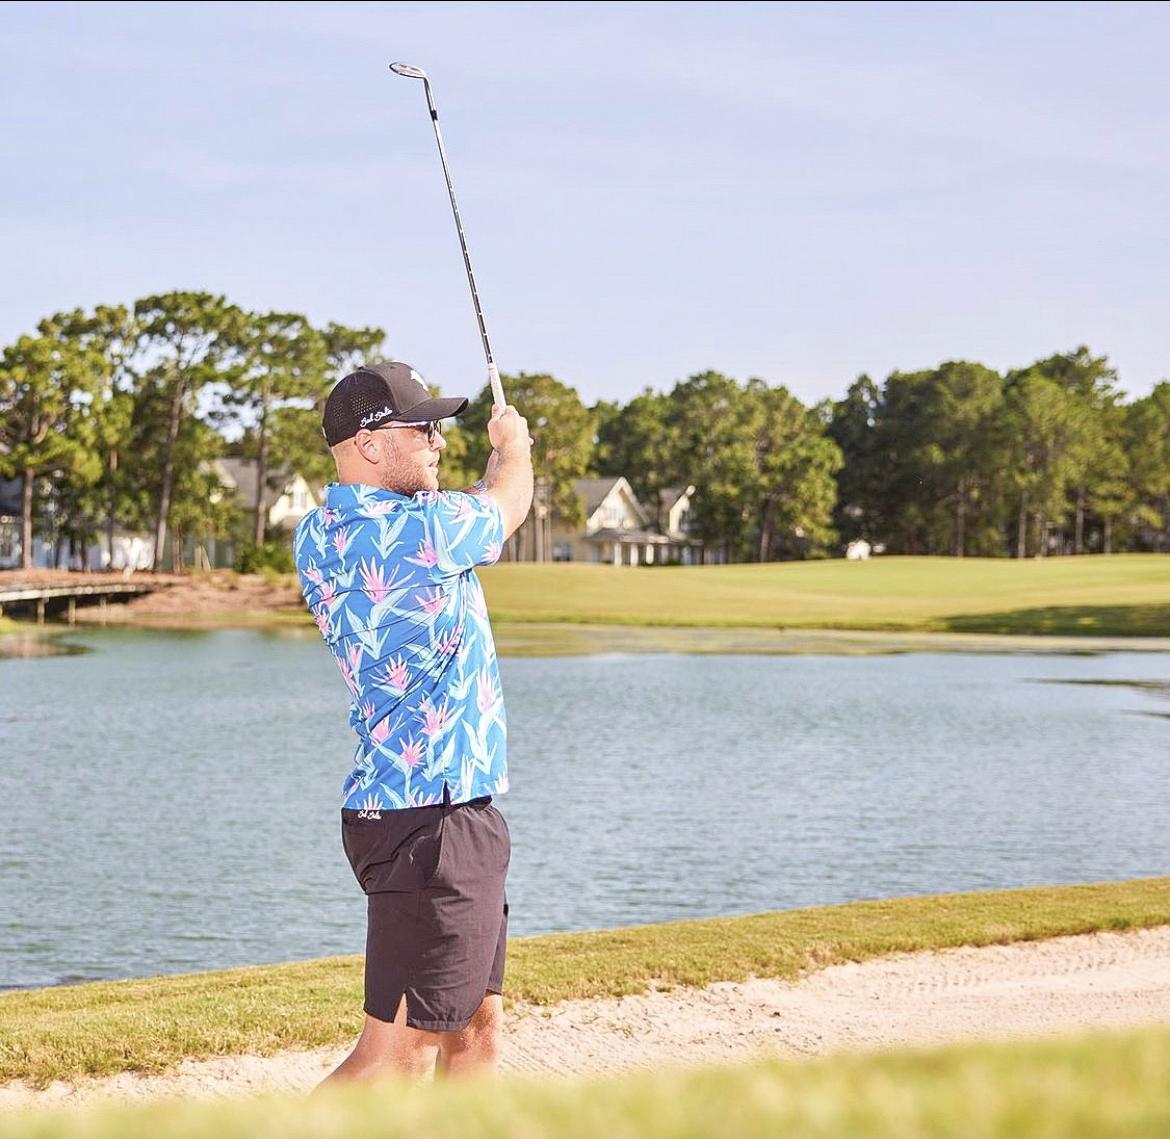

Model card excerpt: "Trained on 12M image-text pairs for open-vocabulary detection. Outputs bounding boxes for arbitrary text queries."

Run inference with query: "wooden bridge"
[0,581,158,624]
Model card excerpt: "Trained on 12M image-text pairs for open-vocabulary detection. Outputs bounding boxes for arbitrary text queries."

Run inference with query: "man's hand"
[482,405,534,539]
[487,405,533,456]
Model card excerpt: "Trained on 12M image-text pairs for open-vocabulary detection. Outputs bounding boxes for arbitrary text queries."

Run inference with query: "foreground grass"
[478,555,1170,636]
[3,1025,1170,1139]
[2,876,1168,1087]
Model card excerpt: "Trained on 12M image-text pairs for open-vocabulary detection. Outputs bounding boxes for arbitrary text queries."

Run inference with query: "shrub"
[234,539,295,575]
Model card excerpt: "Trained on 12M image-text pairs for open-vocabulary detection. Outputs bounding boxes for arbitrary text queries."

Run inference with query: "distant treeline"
[2,291,1168,570]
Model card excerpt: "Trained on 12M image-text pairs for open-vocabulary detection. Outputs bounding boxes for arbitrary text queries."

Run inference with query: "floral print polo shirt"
[294,482,507,812]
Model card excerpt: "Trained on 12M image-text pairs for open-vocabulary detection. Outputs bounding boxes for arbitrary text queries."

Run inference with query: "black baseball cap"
[322,362,469,447]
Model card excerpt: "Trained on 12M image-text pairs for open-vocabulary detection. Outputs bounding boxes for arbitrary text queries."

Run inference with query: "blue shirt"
[293,482,507,811]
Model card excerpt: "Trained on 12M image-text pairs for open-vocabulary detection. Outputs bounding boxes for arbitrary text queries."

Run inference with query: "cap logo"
[359,405,395,428]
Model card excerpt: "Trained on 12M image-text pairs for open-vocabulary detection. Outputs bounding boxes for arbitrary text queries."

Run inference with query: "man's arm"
[479,405,534,539]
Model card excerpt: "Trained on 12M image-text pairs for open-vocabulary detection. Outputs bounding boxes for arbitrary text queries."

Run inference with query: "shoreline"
[6,619,1170,659]
[3,876,1168,1088]
[3,923,1169,1108]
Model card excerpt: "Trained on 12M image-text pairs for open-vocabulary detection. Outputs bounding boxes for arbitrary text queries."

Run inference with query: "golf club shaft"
[420,77,507,410]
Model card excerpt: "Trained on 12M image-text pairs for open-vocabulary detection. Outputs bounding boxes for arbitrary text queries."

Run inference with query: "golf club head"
[389,62,428,80]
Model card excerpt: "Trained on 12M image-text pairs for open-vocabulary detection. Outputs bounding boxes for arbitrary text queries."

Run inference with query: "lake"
[1,626,1168,989]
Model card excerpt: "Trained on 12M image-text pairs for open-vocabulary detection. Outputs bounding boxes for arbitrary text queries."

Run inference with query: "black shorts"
[341,788,510,1032]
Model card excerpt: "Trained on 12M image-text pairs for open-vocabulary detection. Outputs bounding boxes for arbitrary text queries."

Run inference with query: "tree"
[746,379,843,560]
[664,371,759,558]
[1017,348,1121,553]
[595,389,681,530]
[133,292,245,570]
[1002,372,1085,557]
[0,313,107,569]
[217,312,327,544]
[459,373,596,560]
[868,363,1008,556]
[827,374,883,547]
[265,322,388,494]
[1125,383,1170,551]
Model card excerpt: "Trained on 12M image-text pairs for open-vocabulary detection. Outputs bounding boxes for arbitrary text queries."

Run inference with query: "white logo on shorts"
[357,809,382,820]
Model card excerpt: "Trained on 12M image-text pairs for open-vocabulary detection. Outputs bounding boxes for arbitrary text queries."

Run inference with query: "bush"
[234,539,295,575]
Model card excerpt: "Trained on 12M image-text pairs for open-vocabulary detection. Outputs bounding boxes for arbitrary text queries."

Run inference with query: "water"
[1,627,1168,989]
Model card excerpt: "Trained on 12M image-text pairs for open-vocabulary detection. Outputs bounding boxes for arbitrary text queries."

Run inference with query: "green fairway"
[2,1025,1169,1139]
[2,876,1167,1086]
[477,554,1170,636]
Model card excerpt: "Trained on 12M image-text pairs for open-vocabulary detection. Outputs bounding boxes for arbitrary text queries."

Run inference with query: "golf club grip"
[488,363,507,409]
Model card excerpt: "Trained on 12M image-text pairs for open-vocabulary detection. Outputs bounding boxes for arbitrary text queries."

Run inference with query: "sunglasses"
[375,421,443,446]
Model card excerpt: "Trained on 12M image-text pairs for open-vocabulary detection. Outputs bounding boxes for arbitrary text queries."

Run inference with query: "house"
[189,459,322,568]
[550,477,704,565]
[212,460,320,535]
[0,476,24,569]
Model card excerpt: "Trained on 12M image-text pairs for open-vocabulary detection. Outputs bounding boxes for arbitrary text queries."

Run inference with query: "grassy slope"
[2,876,1168,1086]
[477,555,1170,635]
[15,556,1169,638]
[3,1025,1169,1139]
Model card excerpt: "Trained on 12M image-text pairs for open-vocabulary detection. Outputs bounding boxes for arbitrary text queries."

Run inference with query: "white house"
[550,477,704,565]
[211,459,319,534]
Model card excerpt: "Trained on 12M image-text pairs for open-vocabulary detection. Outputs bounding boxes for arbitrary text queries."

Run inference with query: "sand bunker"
[4,924,1169,1109]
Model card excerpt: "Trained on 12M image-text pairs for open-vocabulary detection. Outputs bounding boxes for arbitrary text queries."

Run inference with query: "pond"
[1,627,1167,989]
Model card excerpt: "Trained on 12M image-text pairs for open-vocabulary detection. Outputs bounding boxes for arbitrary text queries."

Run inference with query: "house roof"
[658,486,694,511]
[574,476,651,527]
[213,458,300,512]
[574,477,623,518]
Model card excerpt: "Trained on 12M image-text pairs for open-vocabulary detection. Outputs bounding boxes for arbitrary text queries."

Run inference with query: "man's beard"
[378,454,436,495]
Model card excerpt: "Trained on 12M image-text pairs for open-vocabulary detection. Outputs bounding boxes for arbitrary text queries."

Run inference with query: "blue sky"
[2,1,1168,406]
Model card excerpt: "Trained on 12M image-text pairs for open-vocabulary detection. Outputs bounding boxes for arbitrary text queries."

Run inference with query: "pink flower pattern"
[398,735,425,769]
[360,558,395,605]
[416,587,448,618]
[476,667,500,716]
[294,482,507,810]
[407,538,438,569]
[381,654,410,694]
[418,696,455,740]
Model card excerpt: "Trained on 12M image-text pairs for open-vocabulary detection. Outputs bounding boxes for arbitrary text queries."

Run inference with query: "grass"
[476,555,1170,636]
[12,555,1170,641]
[2,1024,1170,1139]
[2,876,1168,1087]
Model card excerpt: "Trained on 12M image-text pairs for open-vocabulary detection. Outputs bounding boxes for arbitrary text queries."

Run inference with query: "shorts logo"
[359,406,395,428]
[358,808,382,820]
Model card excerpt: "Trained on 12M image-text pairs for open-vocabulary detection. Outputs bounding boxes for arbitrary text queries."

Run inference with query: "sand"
[4,924,1169,1109]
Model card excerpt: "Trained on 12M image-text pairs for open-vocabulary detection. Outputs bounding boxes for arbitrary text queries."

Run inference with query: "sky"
[2,0,1168,407]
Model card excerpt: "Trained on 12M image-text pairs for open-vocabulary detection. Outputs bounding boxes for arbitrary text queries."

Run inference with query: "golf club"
[389,61,507,411]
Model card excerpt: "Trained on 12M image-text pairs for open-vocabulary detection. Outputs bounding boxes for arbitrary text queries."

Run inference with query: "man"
[293,361,532,1082]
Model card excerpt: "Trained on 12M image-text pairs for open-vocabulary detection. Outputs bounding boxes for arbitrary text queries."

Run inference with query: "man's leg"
[318,994,441,1086]
[435,991,503,1077]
